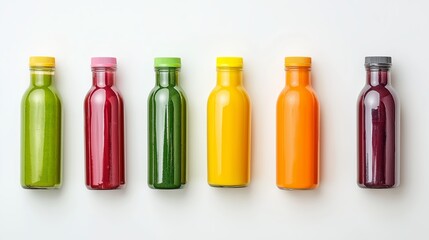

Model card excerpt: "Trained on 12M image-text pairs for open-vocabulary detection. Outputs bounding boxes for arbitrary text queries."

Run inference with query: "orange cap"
[285,57,311,67]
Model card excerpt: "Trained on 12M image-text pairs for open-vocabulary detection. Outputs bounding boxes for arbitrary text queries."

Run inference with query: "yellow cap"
[216,57,243,68]
[29,56,55,67]
[285,57,311,67]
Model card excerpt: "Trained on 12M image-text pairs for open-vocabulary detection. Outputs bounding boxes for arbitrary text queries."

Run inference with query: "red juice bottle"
[84,57,125,190]
[357,56,400,188]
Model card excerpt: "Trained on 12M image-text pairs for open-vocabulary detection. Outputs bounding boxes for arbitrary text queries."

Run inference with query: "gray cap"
[365,56,392,67]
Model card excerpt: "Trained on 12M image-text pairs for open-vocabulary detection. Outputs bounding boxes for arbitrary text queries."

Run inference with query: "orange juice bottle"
[276,57,320,190]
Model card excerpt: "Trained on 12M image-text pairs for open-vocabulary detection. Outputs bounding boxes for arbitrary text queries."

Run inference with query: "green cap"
[154,57,181,67]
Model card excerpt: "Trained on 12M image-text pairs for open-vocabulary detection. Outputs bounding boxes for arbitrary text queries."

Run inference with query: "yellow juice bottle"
[207,57,251,187]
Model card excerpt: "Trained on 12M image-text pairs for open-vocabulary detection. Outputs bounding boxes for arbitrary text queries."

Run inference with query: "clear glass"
[357,66,400,188]
[276,66,320,190]
[21,66,62,189]
[148,67,187,189]
[207,66,251,187]
[84,66,125,190]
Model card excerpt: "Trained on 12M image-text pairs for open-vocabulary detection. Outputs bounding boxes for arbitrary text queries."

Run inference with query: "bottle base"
[277,183,318,190]
[208,183,248,188]
[21,184,61,189]
[86,183,125,190]
[358,182,398,189]
[148,183,185,190]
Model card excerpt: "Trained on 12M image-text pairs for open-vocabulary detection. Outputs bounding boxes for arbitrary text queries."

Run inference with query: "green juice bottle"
[148,57,187,189]
[21,56,62,189]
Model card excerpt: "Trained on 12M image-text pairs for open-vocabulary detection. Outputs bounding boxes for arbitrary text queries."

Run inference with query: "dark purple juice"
[357,56,400,188]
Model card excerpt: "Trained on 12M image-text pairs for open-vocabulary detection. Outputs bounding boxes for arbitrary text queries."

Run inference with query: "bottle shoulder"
[22,86,61,103]
[277,86,318,102]
[149,86,187,99]
[85,89,123,113]
[209,85,249,96]
[148,87,187,110]
[208,86,250,105]
[85,86,122,100]
[357,86,400,113]
[358,85,399,102]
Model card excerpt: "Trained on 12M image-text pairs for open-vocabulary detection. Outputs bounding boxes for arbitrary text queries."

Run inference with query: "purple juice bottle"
[357,56,400,188]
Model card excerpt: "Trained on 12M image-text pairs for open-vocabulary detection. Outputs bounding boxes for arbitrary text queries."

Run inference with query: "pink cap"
[91,57,117,67]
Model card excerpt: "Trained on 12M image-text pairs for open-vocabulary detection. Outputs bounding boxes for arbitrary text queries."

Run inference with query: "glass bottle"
[276,57,320,190]
[207,57,251,187]
[84,57,125,190]
[148,57,187,189]
[357,56,400,188]
[21,56,62,189]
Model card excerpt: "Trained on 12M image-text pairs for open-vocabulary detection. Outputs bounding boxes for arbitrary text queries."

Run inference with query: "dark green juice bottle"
[148,57,187,189]
[21,56,62,189]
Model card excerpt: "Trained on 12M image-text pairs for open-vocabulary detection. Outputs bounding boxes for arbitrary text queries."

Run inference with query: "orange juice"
[276,57,320,190]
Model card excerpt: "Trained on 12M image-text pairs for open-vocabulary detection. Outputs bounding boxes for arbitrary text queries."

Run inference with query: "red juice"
[84,57,125,190]
[357,56,400,188]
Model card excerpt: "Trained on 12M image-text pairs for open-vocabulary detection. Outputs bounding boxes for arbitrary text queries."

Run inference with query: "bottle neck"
[216,67,243,87]
[366,67,391,86]
[92,67,116,87]
[285,67,311,87]
[30,67,54,87]
[155,68,179,87]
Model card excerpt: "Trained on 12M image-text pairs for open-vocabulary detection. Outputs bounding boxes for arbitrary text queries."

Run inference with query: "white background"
[0,0,427,239]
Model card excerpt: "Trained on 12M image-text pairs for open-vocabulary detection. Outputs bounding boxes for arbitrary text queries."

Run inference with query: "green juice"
[21,58,62,189]
[148,58,187,189]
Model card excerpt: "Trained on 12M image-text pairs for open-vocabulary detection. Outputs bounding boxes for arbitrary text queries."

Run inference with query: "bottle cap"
[91,57,117,67]
[29,56,55,67]
[216,57,243,68]
[154,57,181,67]
[365,56,392,67]
[284,57,311,67]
